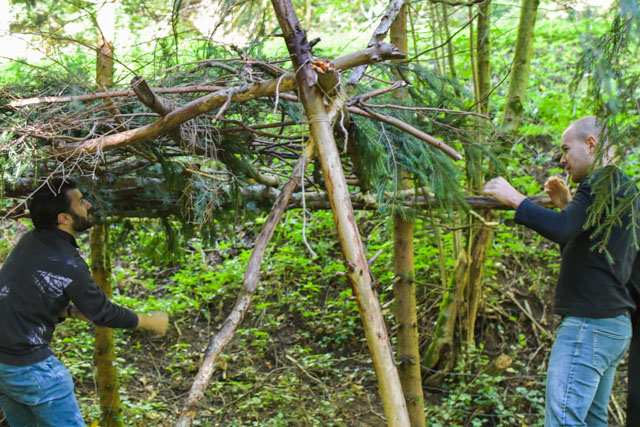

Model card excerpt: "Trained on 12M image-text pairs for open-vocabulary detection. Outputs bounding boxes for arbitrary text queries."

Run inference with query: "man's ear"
[586,135,598,151]
[57,212,71,226]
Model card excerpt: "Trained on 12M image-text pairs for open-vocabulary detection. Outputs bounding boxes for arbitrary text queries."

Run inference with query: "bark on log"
[479,354,512,377]
[175,142,315,426]
[1,177,554,218]
[270,0,410,424]
[131,76,185,145]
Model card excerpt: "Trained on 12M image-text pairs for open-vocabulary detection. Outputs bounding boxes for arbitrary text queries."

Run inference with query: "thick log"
[131,77,191,148]
[270,0,410,424]
[1,178,554,219]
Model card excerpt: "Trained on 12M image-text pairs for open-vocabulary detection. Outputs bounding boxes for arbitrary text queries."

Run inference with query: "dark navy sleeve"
[513,181,593,246]
[63,256,138,329]
[628,252,640,316]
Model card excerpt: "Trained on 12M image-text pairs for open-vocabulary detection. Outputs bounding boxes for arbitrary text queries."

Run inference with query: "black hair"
[27,179,77,230]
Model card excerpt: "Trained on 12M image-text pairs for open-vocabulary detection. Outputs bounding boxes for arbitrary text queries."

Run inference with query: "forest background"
[0,0,639,425]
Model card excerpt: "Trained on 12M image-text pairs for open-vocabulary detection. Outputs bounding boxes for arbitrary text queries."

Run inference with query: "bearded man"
[0,179,168,426]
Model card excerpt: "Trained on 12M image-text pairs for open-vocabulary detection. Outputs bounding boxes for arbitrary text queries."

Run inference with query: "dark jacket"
[514,166,639,318]
[0,228,138,366]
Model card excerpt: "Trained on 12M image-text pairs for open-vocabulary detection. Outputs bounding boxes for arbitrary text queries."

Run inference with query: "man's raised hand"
[544,177,571,209]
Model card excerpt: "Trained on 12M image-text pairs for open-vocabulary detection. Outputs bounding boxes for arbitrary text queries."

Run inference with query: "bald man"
[484,116,639,426]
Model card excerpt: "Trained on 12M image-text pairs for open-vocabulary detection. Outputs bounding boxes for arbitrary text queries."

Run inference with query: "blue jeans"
[0,355,85,426]
[545,314,631,426]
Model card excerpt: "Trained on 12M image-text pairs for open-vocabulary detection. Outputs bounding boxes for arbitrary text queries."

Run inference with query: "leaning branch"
[6,85,226,109]
[351,105,463,161]
[346,0,406,88]
[131,76,281,187]
[175,141,315,427]
[269,92,462,161]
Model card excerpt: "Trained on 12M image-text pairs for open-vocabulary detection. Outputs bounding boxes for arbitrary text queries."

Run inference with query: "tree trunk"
[423,3,494,377]
[93,3,123,424]
[270,0,410,424]
[462,0,494,348]
[463,218,493,348]
[501,0,540,132]
[96,1,115,89]
[441,5,457,79]
[476,0,491,114]
[389,6,425,427]
[90,222,123,427]
[422,244,468,384]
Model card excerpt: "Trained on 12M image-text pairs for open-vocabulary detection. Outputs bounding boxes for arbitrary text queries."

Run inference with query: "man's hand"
[544,176,571,209]
[58,305,90,322]
[483,177,526,209]
[137,312,169,336]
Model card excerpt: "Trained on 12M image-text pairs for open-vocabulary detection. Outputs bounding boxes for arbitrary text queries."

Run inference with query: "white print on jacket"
[0,286,8,301]
[26,324,47,345]
[33,270,73,297]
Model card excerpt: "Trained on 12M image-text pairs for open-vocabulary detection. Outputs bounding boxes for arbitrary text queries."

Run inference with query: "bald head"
[562,116,605,144]
[560,116,613,182]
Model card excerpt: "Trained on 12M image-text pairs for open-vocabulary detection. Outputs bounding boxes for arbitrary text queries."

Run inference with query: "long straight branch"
[6,85,226,108]
[270,0,411,424]
[274,92,463,161]
[351,105,463,160]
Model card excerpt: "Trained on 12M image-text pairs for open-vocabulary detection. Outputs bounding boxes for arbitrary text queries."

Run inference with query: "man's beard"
[69,210,94,233]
